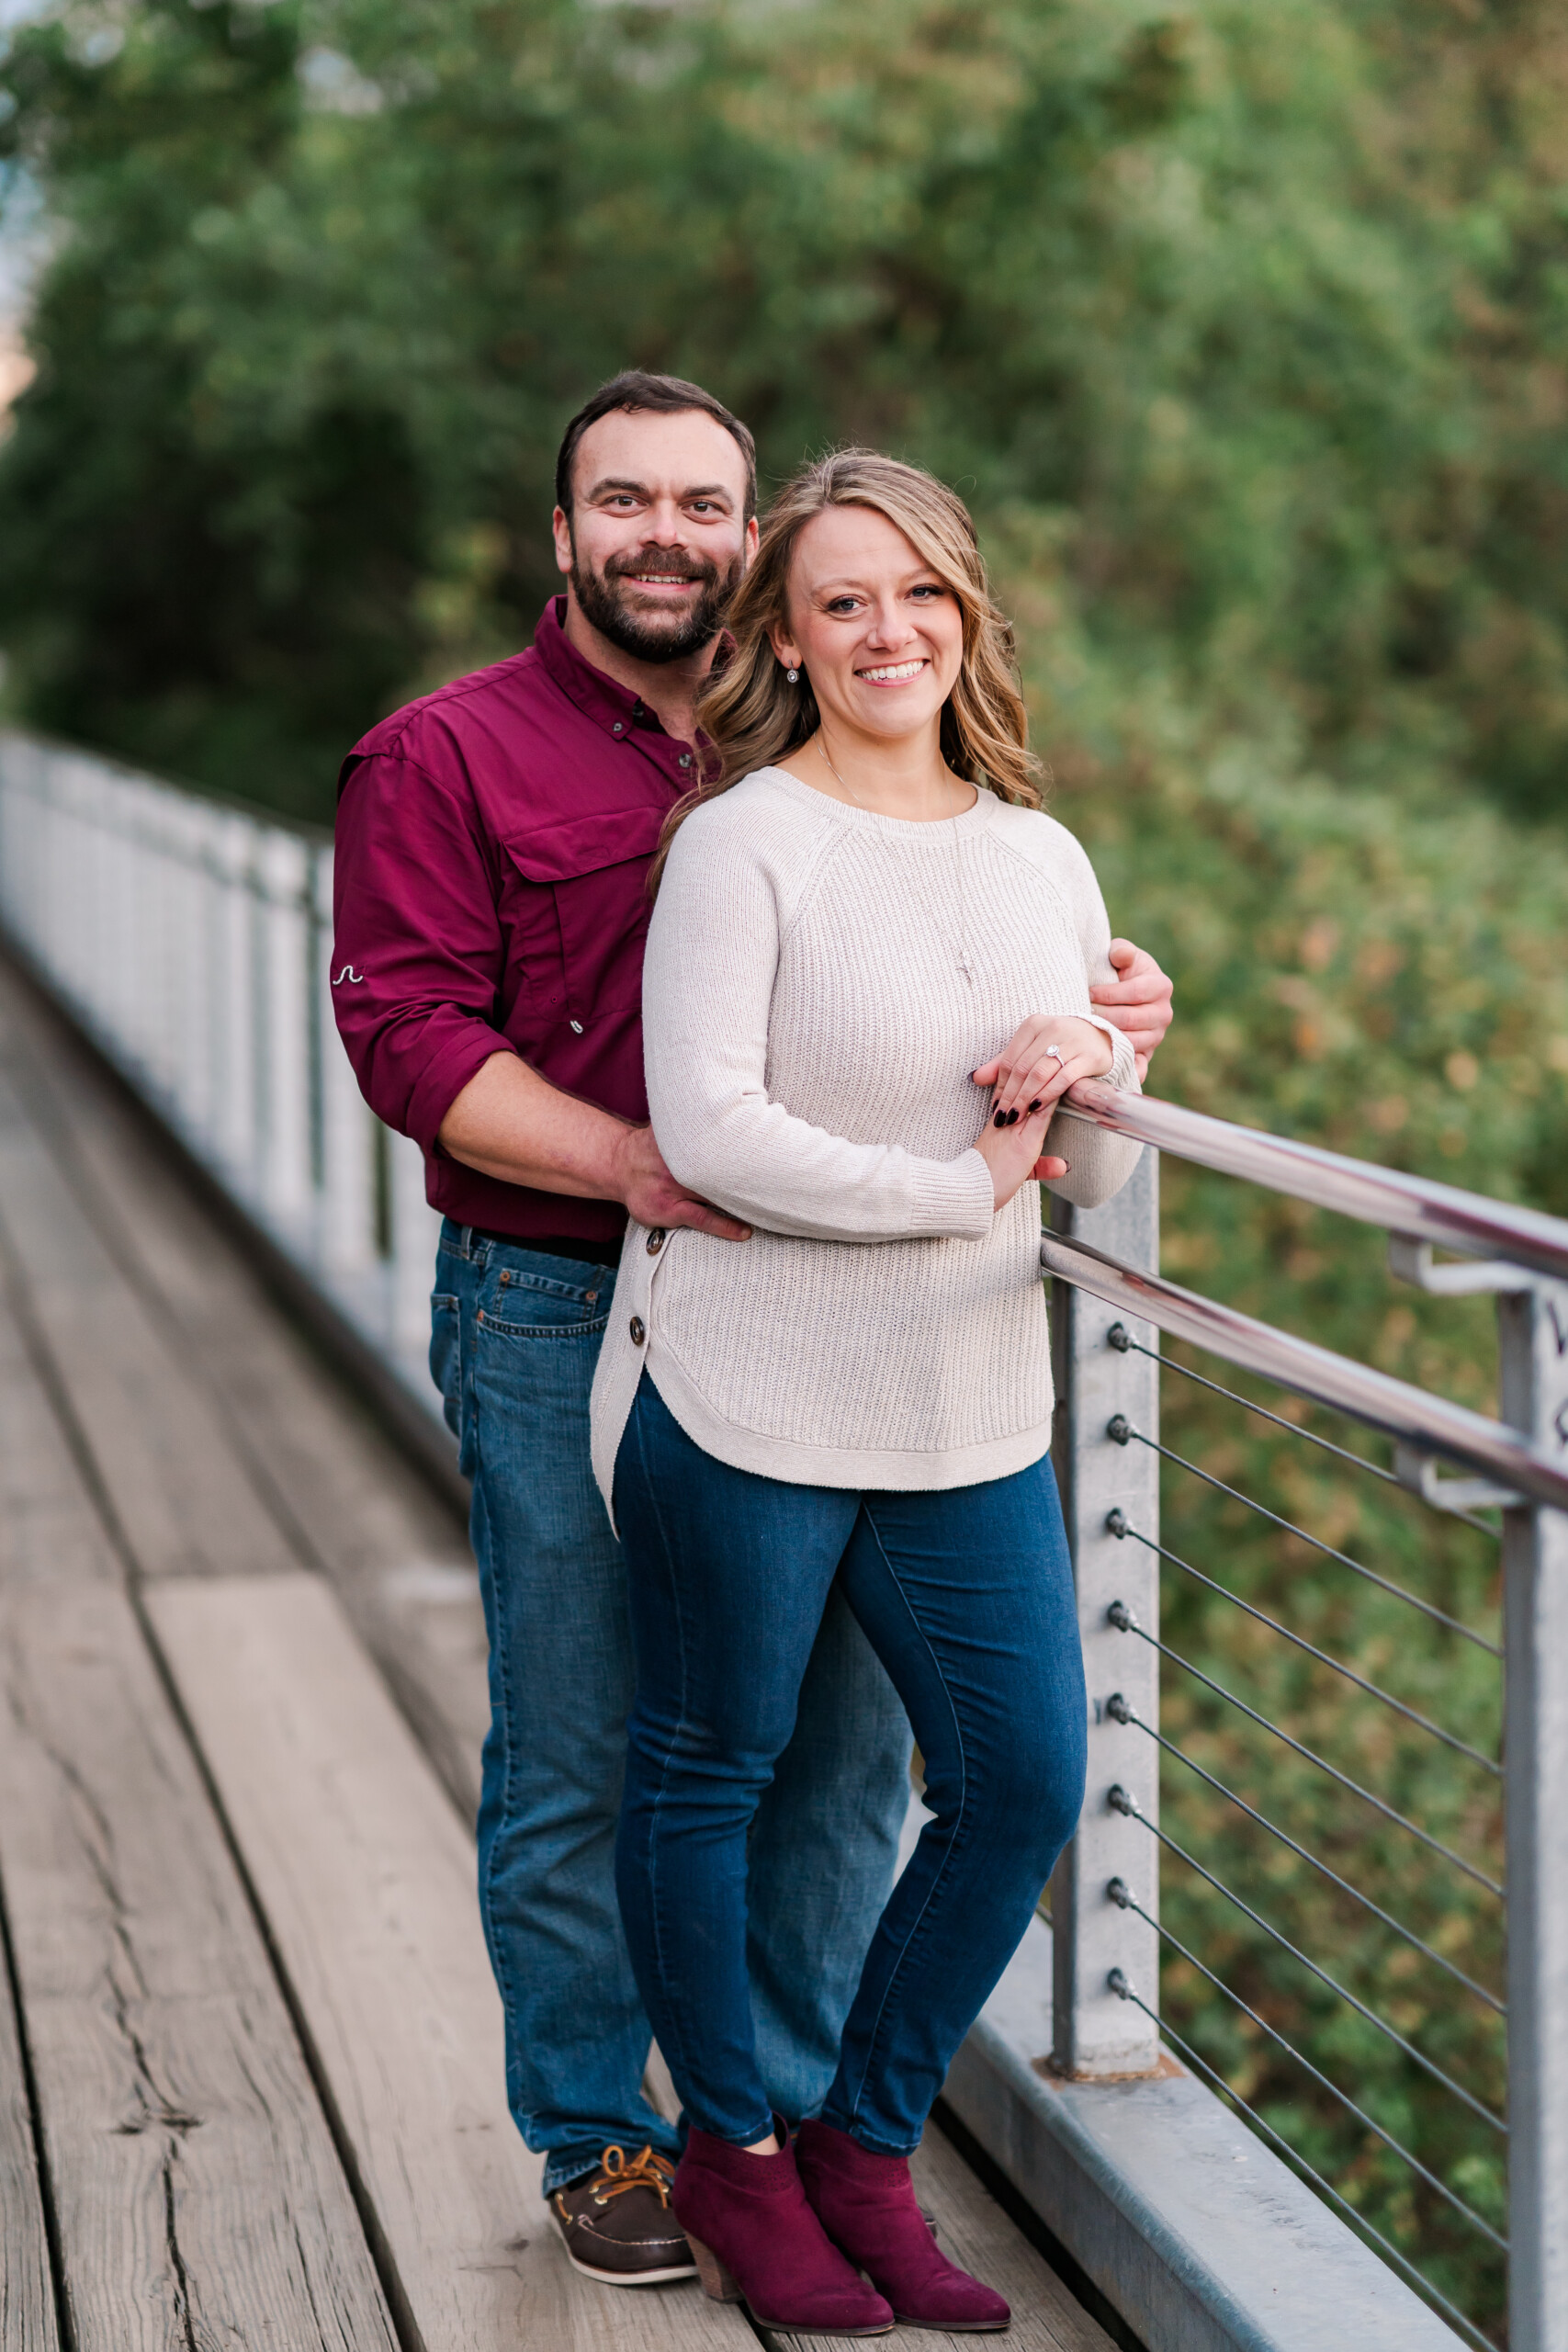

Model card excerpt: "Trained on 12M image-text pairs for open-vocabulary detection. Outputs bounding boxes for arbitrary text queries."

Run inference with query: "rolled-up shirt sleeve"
[332,751,513,1153]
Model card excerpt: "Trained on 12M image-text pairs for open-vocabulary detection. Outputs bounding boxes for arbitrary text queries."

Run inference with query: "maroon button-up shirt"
[333,597,697,1248]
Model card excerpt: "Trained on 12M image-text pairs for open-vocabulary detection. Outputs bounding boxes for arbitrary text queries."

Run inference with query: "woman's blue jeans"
[614,1373,1088,2154]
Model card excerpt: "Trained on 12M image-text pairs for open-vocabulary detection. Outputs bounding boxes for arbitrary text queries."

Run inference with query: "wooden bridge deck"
[0,953,1118,2352]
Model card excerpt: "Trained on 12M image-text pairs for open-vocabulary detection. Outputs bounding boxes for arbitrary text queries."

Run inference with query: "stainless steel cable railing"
[1041,1221,1568,1511]
[1046,1090,1565,2352]
[1101,1793,1506,2151]
[1106,1599,1504,1893]
[1111,1336,1503,1639]
[1098,1694,1506,2013]
[1104,1474,1500,1770]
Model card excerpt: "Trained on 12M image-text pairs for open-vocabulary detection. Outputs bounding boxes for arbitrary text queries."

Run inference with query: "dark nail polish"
[1029,1099,1042,1113]
[993,1109,1006,1127]
[1007,1107,1021,1126]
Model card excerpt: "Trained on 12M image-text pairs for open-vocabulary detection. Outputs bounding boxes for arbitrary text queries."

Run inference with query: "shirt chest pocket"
[501,804,665,1032]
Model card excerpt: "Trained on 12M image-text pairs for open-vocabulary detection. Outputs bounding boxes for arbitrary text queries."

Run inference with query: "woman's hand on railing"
[968,1016,1106,1210]
[974,1100,1065,1209]
[973,1014,1114,1125]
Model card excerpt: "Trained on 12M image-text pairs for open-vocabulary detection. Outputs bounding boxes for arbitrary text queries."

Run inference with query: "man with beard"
[332,372,1175,2288]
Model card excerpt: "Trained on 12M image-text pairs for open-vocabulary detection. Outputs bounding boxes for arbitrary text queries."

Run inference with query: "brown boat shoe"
[549,2143,697,2287]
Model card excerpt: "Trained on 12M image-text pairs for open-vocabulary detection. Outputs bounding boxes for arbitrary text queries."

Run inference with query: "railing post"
[389,1125,441,1360]
[314,844,378,1283]
[210,814,259,1198]
[1499,1277,1568,2352]
[254,827,313,1237]
[1048,1144,1162,2075]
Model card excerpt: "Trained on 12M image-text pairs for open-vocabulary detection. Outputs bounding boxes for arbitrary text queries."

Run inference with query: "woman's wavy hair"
[649,449,1043,891]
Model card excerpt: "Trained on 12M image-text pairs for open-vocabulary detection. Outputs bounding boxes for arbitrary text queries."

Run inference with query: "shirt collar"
[532,594,673,743]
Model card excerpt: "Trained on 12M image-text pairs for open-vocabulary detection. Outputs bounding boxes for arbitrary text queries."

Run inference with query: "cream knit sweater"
[590,768,1142,1513]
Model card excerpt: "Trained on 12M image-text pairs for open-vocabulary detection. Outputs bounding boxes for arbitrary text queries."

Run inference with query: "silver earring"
[785,666,800,684]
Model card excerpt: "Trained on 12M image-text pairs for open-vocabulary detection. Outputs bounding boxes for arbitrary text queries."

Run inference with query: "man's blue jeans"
[430,1222,915,2192]
[614,1372,1087,2154]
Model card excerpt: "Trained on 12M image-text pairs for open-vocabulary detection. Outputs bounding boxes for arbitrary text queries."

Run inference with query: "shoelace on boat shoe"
[589,2143,676,2208]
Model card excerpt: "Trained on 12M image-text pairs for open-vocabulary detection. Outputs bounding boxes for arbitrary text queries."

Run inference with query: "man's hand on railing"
[1089,940,1173,1080]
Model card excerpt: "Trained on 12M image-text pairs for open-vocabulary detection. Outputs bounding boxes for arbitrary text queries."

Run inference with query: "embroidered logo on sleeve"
[332,965,365,986]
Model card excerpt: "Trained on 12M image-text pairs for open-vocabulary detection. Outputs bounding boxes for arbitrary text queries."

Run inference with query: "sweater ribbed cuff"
[909,1148,996,1238]
[1083,1012,1137,1090]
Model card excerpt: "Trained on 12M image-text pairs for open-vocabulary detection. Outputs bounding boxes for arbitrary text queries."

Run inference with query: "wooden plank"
[0,960,488,1816]
[0,1573,398,2352]
[0,1057,299,1585]
[0,1872,58,2352]
[148,1569,753,2352]
[0,1273,97,2347]
[0,1254,396,2345]
[0,1265,117,1597]
[761,2122,1119,2352]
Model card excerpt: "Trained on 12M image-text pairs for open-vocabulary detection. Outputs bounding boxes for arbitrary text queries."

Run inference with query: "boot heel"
[686,2233,744,2303]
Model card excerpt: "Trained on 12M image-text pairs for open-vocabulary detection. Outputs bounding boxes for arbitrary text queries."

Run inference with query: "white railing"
[0,729,443,1403]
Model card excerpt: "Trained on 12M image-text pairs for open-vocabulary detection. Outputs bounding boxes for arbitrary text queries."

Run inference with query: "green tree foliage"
[0,3,429,812]
[4,4,1567,2337]
[4,0,1568,818]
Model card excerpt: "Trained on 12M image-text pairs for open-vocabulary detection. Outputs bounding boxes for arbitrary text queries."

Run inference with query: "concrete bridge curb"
[947,1914,1463,2352]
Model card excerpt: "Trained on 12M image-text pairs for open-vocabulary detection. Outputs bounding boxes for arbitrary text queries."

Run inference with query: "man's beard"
[569,540,739,664]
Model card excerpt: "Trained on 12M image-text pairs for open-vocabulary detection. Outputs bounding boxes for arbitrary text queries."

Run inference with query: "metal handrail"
[1039,1229,1568,1511]
[1063,1080,1568,1283]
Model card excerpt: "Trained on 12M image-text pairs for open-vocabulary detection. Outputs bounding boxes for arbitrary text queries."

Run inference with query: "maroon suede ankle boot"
[796,2118,1011,2333]
[671,2119,893,2337]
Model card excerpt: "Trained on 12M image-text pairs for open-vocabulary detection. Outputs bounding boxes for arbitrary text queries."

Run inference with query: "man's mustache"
[604,548,723,587]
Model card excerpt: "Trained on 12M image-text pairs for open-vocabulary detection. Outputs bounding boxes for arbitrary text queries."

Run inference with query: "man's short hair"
[555,371,758,521]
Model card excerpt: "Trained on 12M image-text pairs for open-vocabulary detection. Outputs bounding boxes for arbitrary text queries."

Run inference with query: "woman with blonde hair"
[591,451,1143,2336]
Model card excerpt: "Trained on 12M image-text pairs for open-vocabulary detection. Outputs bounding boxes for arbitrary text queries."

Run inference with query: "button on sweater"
[590,768,1143,1512]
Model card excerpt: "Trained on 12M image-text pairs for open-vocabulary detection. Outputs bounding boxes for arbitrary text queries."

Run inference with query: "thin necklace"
[813,736,976,985]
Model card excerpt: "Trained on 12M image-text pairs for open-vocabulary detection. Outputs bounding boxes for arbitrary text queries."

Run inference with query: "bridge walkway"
[0,954,1117,2352]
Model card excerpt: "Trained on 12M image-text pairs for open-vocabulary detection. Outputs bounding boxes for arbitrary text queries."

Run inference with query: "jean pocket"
[479,1264,612,1339]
